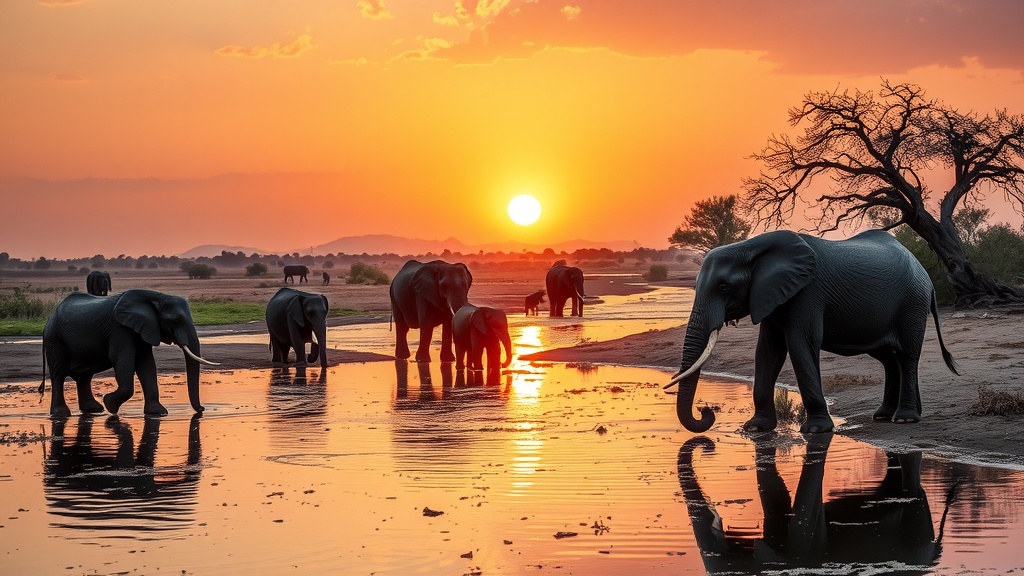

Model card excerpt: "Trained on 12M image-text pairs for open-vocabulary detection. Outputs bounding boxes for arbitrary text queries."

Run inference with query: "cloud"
[216,33,317,59]
[358,0,393,20]
[561,5,581,20]
[433,12,460,27]
[36,0,81,6]
[52,73,87,83]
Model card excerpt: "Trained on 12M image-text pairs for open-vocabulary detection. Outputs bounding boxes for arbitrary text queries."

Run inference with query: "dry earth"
[3,263,1024,464]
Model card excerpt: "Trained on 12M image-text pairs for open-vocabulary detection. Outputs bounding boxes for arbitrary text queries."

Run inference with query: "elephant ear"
[749,232,816,325]
[288,296,307,328]
[320,294,329,312]
[472,310,488,334]
[456,263,473,289]
[113,290,162,346]
[413,267,445,311]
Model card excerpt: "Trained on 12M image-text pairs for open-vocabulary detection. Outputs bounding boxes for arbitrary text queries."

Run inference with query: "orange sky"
[2,0,1023,259]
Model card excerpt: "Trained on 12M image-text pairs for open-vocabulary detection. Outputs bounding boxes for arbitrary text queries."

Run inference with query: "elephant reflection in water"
[44,414,202,534]
[267,367,328,447]
[678,434,946,573]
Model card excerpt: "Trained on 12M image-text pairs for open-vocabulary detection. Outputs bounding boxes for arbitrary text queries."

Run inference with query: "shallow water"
[2,287,1023,574]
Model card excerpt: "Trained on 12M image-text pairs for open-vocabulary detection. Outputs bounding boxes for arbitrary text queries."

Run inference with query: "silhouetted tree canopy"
[668,194,751,253]
[744,80,1024,306]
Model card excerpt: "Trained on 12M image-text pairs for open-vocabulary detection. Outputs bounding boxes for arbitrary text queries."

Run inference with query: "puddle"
[1,287,1022,574]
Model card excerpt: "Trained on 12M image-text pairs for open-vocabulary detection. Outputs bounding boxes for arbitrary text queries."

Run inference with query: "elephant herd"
[42,229,959,438]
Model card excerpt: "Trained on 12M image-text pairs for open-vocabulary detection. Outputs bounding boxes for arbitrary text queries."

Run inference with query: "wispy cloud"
[52,73,87,83]
[358,0,393,20]
[561,5,581,20]
[432,11,460,27]
[216,33,317,59]
[36,0,82,6]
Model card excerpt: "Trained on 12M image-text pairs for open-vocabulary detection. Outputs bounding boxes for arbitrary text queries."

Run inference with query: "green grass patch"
[187,299,266,325]
[0,318,49,337]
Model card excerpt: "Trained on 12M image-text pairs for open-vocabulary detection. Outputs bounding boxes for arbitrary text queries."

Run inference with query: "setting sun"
[508,194,542,226]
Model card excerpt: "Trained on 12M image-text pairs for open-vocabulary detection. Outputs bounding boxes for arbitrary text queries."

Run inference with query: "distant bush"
[180,261,216,279]
[322,260,334,269]
[346,262,389,285]
[245,262,269,277]
[645,264,668,282]
[33,257,51,270]
[0,288,53,319]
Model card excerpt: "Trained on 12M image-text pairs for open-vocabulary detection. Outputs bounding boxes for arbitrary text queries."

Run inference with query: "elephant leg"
[415,324,435,363]
[74,374,103,414]
[288,324,308,367]
[394,313,412,360]
[103,356,137,415]
[48,370,72,418]
[786,329,833,434]
[135,350,167,416]
[893,349,923,423]
[454,335,468,370]
[870,349,902,421]
[744,323,788,432]
[439,321,455,362]
[270,336,287,364]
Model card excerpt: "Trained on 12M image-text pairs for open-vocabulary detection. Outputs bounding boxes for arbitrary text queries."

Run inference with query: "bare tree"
[744,80,1024,306]
[669,194,752,253]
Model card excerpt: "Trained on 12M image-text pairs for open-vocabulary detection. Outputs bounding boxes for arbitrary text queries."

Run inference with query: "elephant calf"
[524,290,545,316]
[40,290,216,417]
[453,304,513,375]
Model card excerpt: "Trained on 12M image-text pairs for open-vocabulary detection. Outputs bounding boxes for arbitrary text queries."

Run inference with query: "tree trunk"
[909,213,1023,307]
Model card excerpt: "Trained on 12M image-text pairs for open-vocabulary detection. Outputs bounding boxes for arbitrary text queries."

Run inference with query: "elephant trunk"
[500,331,513,368]
[671,308,721,432]
[576,289,585,317]
[179,333,205,414]
[310,324,328,368]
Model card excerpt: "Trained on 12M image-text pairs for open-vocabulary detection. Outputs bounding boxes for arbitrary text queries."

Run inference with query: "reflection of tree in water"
[266,367,328,448]
[678,433,949,573]
[921,459,1022,539]
[44,414,202,538]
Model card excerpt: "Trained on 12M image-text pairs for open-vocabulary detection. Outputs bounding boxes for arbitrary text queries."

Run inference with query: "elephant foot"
[873,405,897,421]
[49,404,72,418]
[144,402,169,416]
[743,414,778,433]
[79,397,104,414]
[414,349,432,363]
[439,351,456,362]
[395,346,411,360]
[800,414,835,434]
[892,408,921,424]
[102,393,124,415]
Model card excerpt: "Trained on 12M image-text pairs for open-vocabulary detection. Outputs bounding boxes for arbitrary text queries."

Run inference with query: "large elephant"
[452,304,513,374]
[265,287,329,369]
[546,263,585,317]
[283,265,310,284]
[44,414,202,534]
[678,434,943,572]
[666,229,959,434]
[390,260,472,362]
[86,271,111,296]
[40,290,217,417]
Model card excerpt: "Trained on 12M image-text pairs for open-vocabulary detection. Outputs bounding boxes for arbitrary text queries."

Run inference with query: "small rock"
[423,507,444,517]
[554,531,578,539]
[460,551,473,559]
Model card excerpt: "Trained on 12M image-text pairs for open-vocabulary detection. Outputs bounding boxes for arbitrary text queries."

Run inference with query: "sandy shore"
[3,267,1024,465]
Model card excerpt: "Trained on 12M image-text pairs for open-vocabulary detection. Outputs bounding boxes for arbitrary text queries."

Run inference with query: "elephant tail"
[389,313,393,332]
[930,289,960,375]
[38,344,47,395]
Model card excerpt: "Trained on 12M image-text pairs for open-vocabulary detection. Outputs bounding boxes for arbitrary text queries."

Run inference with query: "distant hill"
[178,244,269,258]
[306,235,642,256]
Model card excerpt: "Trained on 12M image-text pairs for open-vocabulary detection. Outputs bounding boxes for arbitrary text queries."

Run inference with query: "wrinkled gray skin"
[678,435,941,571]
[86,271,111,296]
[674,230,958,434]
[282,265,309,284]
[40,290,210,417]
[390,260,473,362]
[546,264,585,317]
[452,304,513,373]
[524,289,546,316]
[266,287,329,369]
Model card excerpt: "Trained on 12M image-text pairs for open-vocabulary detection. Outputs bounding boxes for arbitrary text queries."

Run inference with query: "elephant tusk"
[449,304,455,316]
[180,345,221,366]
[311,332,319,345]
[663,329,719,390]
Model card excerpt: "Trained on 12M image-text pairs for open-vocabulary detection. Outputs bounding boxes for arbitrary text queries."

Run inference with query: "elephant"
[322,271,331,285]
[389,260,473,362]
[452,304,513,375]
[666,229,959,434]
[524,289,546,316]
[86,271,111,296]
[678,434,944,572]
[283,264,310,284]
[265,287,329,369]
[545,263,585,317]
[44,414,202,534]
[40,290,217,417]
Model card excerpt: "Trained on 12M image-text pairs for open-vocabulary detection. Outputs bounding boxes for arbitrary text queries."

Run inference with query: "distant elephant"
[453,304,513,374]
[283,265,310,284]
[44,414,202,534]
[524,289,546,316]
[322,271,331,285]
[666,229,958,434]
[678,434,943,572]
[390,260,472,362]
[86,271,111,296]
[40,290,217,417]
[265,287,329,368]
[546,263,585,317]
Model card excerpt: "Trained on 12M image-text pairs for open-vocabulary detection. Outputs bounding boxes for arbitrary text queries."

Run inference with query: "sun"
[508,194,541,226]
